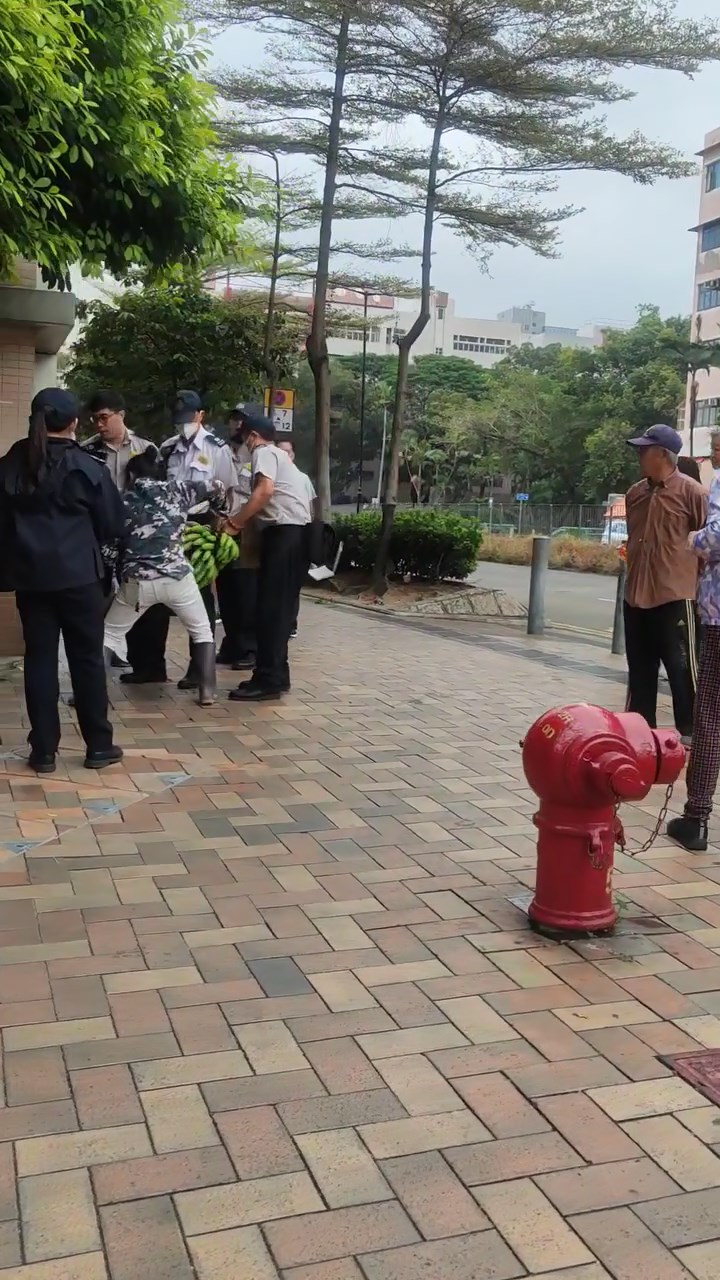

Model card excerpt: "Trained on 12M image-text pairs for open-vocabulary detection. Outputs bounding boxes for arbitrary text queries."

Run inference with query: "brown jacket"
[625,469,707,609]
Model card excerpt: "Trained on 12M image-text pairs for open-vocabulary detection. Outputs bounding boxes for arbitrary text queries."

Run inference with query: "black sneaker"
[667,814,708,853]
[84,745,124,770]
[28,752,56,774]
[119,671,168,685]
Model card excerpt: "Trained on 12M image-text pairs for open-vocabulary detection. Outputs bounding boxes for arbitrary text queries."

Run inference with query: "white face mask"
[182,422,197,441]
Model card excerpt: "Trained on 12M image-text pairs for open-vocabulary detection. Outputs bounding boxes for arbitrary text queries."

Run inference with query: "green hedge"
[334,509,481,582]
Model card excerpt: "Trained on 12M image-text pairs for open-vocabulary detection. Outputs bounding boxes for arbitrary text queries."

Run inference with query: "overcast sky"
[211,0,717,331]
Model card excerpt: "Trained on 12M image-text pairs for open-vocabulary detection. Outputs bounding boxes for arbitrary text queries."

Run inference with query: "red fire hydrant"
[522,704,685,937]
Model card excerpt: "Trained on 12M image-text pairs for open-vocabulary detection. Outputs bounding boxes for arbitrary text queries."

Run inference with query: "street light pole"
[356,290,369,513]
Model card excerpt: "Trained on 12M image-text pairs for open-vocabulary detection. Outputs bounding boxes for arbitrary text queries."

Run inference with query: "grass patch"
[476,534,620,575]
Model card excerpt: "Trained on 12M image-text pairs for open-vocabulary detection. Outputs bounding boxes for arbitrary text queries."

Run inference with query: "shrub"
[476,534,619,575]
[334,510,482,582]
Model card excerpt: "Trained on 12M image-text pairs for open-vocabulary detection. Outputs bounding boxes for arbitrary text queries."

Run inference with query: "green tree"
[0,0,247,287]
[368,0,720,585]
[64,278,304,437]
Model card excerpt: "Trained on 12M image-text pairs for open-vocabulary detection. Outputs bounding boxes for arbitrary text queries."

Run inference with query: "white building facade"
[683,127,720,467]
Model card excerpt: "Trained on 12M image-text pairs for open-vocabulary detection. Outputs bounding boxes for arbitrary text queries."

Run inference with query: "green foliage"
[0,0,248,286]
[334,509,482,581]
[64,278,304,436]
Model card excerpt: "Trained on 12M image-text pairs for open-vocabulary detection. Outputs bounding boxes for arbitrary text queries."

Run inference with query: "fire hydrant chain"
[611,780,676,859]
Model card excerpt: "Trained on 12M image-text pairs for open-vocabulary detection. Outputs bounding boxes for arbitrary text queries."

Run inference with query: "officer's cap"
[31,387,80,420]
[173,390,203,425]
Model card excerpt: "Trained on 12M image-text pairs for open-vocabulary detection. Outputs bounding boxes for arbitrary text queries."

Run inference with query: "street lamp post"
[356,291,369,514]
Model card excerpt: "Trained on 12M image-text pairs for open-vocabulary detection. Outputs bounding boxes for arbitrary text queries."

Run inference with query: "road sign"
[516,493,529,502]
[263,388,295,433]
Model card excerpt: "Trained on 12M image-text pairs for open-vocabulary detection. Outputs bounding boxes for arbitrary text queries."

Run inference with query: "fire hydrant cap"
[610,762,645,800]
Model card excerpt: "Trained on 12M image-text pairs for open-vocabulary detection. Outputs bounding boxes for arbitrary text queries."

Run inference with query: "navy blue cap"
[173,390,203,425]
[627,424,683,455]
[242,413,276,441]
[31,387,79,419]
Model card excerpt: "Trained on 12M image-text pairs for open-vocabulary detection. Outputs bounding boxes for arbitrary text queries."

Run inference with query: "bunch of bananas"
[182,522,239,589]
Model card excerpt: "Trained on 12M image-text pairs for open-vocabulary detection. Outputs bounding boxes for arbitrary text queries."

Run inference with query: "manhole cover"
[663,1050,720,1107]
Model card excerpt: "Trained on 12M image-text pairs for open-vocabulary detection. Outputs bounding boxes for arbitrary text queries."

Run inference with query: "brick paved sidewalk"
[0,602,718,1278]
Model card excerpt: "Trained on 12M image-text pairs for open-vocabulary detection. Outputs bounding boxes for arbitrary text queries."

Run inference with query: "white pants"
[104,575,213,662]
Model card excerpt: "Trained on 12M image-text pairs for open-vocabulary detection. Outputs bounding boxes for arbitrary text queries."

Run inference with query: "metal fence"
[429,502,608,538]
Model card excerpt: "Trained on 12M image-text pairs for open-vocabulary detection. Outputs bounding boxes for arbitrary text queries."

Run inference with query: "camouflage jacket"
[118,478,226,581]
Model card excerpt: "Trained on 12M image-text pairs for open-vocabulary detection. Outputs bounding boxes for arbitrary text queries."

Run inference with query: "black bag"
[305,520,339,568]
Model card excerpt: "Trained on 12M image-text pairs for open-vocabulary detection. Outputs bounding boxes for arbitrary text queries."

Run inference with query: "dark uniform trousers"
[254,525,306,693]
[17,582,113,757]
[125,587,215,678]
[216,565,257,663]
[624,598,698,738]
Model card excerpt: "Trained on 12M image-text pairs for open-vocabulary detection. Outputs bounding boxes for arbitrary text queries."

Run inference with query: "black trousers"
[125,588,215,677]
[254,526,306,693]
[17,583,113,757]
[216,566,257,662]
[624,599,698,737]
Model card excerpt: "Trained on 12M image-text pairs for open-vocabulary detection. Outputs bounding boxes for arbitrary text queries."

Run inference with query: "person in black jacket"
[0,388,126,774]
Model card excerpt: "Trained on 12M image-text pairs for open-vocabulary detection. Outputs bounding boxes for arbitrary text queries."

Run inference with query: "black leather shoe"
[228,682,281,702]
[84,746,124,770]
[119,671,168,685]
[231,656,255,671]
[28,752,56,774]
[667,814,708,853]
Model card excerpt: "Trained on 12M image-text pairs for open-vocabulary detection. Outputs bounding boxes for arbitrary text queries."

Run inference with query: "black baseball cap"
[627,424,683,455]
[31,387,80,419]
[243,413,276,442]
[173,390,203,425]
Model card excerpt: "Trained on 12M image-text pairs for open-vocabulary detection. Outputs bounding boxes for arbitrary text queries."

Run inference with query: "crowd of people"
[622,423,720,853]
[0,387,316,774]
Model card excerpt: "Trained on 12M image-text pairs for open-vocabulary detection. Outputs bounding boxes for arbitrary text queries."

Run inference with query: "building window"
[701,220,720,252]
[453,334,480,352]
[698,279,720,311]
[707,160,720,193]
[336,327,380,343]
[437,305,445,319]
[453,334,510,355]
[385,326,394,344]
[696,399,720,429]
[435,347,443,355]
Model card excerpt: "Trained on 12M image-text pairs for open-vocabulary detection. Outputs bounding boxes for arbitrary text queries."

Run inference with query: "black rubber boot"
[194,642,217,706]
[667,814,709,853]
[119,670,168,685]
[177,647,199,691]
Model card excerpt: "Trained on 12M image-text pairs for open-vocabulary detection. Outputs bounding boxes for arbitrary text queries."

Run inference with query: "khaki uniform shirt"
[83,429,153,491]
[625,469,707,609]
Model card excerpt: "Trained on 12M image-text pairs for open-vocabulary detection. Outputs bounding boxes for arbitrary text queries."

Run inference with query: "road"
[470,560,617,636]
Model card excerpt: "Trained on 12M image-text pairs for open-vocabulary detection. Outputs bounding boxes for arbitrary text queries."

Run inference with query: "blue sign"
[516,493,529,503]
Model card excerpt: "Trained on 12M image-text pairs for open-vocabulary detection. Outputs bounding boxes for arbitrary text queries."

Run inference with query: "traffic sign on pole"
[263,388,295,433]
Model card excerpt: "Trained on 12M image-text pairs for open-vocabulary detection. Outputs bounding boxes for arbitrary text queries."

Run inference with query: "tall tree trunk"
[306,9,350,520]
[372,110,444,592]
[263,150,282,403]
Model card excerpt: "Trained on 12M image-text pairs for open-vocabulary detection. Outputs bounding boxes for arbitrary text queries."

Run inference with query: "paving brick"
[676,1242,720,1279]
[221,994,325,1023]
[284,1263,363,1280]
[507,1011,599,1060]
[306,971,378,1011]
[92,1145,236,1204]
[623,1115,720,1191]
[0,1099,77,1142]
[20,1169,100,1262]
[51,977,109,1020]
[101,1196,194,1280]
[0,1144,17,1223]
[570,1205,696,1278]
[161,979,262,1009]
[359,1109,490,1158]
[0,1221,21,1269]
[233,1020,308,1073]
[246,957,314,996]
[475,1179,593,1271]
[176,1171,323,1235]
[215,1106,302,1179]
[580,1027,672,1081]
[380,1150,490,1239]
[353,960,449,988]
[507,1057,627,1099]
[446,1132,584,1186]
[430,1041,543,1078]
[453,1071,551,1137]
[203,1069,326,1115]
[297,1128,392,1207]
[302,1038,383,1094]
[132,1050,251,1089]
[588,1079,704,1121]
[70,1064,143,1129]
[357,1231,524,1280]
[141,1085,218,1153]
[64,1031,180,1070]
[16,1123,151,1176]
[279,1090,407,1135]
[107,990,171,1037]
[4,1047,69,1106]
[313,916,374,950]
[374,1054,461,1116]
[166,1005,236,1055]
[356,1025,468,1060]
[4,1016,115,1052]
[189,1225,280,1280]
[536,1156,680,1213]
[634,1189,720,1247]
[537,1094,643,1164]
[287,1009,395,1042]
[0,1256,108,1279]
[263,1202,420,1269]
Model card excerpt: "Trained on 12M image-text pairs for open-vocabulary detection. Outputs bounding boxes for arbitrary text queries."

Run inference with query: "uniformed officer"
[278,438,316,639]
[224,416,311,701]
[0,388,125,773]
[215,406,260,670]
[83,389,154,489]
[120,390,236,689]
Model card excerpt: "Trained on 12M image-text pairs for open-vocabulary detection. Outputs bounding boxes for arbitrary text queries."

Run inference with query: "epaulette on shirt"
[159,437,178,459]
[205,433,227,449]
